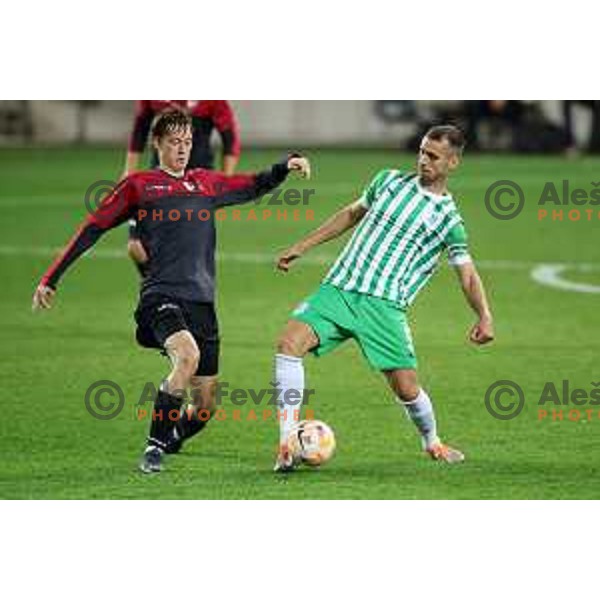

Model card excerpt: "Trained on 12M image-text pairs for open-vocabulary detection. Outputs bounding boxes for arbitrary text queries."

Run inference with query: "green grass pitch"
[1,146,599,499]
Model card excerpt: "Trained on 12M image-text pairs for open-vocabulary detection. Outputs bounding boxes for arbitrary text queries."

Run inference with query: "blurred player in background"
[124,101,241,273]
[32,109,310,474]
[562,100,600,155]
[272,125,494,472]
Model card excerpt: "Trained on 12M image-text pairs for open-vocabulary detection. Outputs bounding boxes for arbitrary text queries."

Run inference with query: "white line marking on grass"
[531,264,600,294]
[0,245,335,264]
[2,246,600,296]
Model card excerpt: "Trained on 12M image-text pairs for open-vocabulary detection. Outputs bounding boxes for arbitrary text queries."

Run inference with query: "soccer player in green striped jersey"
[273,125,494,471]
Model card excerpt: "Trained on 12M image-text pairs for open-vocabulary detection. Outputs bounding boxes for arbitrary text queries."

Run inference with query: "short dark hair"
[151,108,192,140]
[424,125,465,155]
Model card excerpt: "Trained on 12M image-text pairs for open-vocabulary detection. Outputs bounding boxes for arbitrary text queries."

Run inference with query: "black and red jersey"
[129,100,241,169]
[40,160,292,303]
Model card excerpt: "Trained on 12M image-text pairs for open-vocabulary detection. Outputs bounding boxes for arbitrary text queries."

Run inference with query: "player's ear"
[448,152,460,171]
[152,135,161,153]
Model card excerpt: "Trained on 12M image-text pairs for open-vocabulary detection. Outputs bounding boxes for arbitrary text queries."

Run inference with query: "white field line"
[531,264,600,293]
[1,245,599,273]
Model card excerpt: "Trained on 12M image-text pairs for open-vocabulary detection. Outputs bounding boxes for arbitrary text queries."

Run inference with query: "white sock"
[274,353,305,444]
[400,388,440,450]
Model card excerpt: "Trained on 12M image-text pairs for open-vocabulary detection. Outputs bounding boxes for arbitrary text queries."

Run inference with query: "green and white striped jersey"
[323,169,471,308]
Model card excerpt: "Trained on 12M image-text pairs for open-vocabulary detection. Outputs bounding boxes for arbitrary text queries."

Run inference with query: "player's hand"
[277,244,304,272]
[32,284,56,311]
[287,156,311,179]
[469,316,494,345]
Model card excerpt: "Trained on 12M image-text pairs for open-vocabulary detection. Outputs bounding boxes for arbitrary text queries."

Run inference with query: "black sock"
[147,390,182,451]
[179,407,208,440]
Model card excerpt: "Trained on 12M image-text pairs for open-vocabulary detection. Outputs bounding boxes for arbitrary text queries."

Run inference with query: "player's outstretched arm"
[209,154,311,208]
[453,261,495,345]
[276,200,367,273]
[32,224,108,312]
[32,179,137,311]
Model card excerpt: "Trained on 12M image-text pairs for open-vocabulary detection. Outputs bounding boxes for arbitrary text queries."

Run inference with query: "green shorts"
[291,283,417,371]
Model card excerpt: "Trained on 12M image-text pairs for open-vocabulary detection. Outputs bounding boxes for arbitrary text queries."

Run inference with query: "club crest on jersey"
[183,181,196,192]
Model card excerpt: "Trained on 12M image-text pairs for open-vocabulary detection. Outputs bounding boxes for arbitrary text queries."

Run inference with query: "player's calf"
[272,320,319,471]
[384,369,464,462]
[139,331,200,472]
[275,321,317,427]
[139,387,184,473]
[386,370,438,446]
[164,331,200,393]
[165,375,217,454]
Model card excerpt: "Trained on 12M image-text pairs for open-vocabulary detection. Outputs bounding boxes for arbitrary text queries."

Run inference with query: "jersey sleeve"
[445,221,472,266]
[211,101,241,157]
[357,169,395,208]
[40,178,139,289]
[192,154,295,208]
[128,101,154,153]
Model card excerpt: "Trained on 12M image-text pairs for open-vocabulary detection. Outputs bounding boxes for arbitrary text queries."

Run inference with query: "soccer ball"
[287,420,336,467]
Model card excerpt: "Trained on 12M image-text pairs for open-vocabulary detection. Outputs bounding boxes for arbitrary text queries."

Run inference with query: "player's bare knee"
[397,378,420,402]
[166,332,200,378]
[397,385,419,403]
[276,321,317,357]
[385,370,420,403]
[179,347,200,377]
[276,333,305,358]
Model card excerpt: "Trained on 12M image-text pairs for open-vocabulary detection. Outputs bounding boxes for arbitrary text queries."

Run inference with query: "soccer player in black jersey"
[33,110,310,474]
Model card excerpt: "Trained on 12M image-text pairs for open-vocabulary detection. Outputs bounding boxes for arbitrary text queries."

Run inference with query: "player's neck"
[159,165,185,179]
[418,177,449,197]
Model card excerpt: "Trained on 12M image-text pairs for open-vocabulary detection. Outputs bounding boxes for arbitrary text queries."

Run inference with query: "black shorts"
[134,294,219,376]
